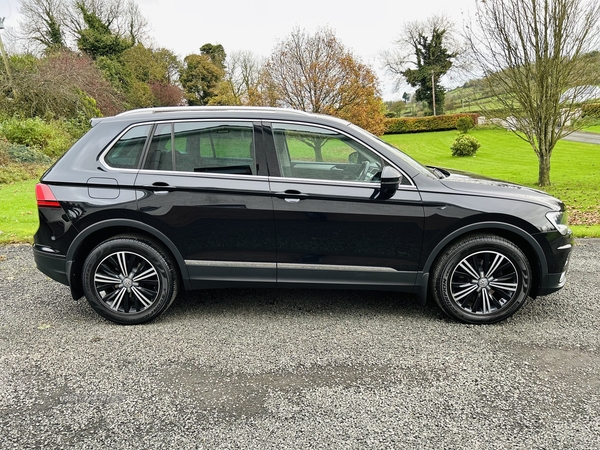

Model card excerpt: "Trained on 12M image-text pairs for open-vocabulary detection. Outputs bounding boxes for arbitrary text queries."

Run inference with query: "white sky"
[2,0,477,99]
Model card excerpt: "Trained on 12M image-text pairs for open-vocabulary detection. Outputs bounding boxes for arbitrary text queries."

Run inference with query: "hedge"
[581,103,600,118]
[384,113,480,134]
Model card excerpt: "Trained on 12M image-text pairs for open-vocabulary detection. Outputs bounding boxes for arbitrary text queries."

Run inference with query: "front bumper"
[535,236,573,297]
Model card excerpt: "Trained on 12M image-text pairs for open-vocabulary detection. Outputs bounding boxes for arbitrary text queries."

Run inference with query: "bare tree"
[17,0,67,52]
[17,0,148,52]
[467,0,600,186]
[222,50,264,105]
[64,0,149,45]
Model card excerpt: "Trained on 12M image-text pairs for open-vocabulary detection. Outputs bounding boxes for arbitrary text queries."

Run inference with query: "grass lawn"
[0,179,39,244]
[581,125,600,134]
[382,128,600,238]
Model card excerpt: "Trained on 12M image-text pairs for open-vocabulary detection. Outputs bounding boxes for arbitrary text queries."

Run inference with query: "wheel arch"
[419,222,548,302]
[66,219,191,299]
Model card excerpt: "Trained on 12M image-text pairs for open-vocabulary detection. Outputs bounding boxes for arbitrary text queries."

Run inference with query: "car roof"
[91,106,352,129]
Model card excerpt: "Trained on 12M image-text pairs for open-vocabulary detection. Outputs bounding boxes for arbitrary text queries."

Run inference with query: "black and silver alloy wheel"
[93,251,160,313]
[431,234,531,324]
[82,236,178,324]
[449,251,519,315]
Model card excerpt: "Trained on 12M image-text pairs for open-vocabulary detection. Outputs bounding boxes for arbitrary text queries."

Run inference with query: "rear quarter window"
[104,125,152,169]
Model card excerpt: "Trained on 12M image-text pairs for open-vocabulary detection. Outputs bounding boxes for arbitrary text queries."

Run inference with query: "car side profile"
[33,107,573,324]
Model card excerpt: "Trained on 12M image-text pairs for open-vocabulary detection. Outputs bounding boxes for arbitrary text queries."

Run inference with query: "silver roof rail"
[116,106,314,117]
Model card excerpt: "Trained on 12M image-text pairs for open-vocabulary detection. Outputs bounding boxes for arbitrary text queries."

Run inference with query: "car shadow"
[163,288,443,322]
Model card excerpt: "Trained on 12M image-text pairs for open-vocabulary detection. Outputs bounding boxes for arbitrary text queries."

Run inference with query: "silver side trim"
[184,260,398,273]
[557,244,572,250]
[277,263,398,272]
[185,260,276,269]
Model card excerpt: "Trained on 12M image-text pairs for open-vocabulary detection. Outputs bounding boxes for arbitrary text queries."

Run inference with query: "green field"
[0,179,38,244]
[582,125,600,134]
[1,128,598,242]
[382,128,600,237]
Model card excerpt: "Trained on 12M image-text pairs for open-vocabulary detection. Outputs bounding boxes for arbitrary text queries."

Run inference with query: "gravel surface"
[0,241,599,449]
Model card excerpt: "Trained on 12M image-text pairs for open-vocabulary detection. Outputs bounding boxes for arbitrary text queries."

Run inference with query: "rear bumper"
[33,245,68,286]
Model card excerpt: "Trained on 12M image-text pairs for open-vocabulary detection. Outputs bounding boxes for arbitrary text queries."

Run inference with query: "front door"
[266,122,424,290]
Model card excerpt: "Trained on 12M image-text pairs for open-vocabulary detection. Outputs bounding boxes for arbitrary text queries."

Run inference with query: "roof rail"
[116,106,313,117]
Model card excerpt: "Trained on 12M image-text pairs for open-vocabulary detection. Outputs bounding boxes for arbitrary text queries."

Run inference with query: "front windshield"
[348,124,436,178]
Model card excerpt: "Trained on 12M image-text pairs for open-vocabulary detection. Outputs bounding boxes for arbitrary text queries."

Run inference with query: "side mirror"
[378,166,402,200]
[348,152,359,164]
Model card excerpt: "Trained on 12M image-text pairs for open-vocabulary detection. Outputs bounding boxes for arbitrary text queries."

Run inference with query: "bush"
[456,116,475,133]
[0,117,52,148]
[5,144,52,164]
[581,103,600,118]
[384,113,479,134]
[451,134,481,157]
[0,141,50,184]
[0,117,76,158]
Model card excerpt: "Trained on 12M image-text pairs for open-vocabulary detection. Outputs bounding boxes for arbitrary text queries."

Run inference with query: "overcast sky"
[2,0,477,99]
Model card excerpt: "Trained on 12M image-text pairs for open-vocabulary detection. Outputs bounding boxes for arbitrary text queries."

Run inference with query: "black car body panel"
[33,107,574,324]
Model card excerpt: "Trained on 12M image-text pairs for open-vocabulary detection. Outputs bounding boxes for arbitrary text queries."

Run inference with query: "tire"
[82,235,179,325]
[431,234,531,324]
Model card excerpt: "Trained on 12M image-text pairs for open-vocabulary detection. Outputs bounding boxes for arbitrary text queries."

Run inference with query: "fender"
[414,221,549,304]
[65,218,192,291]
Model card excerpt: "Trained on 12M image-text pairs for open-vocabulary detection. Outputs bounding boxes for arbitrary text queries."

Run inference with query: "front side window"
[272,123,383,183]
[104,125,151,169]
[143,121,255,175]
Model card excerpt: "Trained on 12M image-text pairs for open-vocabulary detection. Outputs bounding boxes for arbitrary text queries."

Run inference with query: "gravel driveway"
[1,241,599,449]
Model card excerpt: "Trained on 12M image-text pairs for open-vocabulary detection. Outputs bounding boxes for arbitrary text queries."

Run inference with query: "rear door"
[266,122,424,290]
[134,120,276,288]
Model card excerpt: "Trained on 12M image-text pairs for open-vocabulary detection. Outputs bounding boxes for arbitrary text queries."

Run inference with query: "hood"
[434,167,565,211]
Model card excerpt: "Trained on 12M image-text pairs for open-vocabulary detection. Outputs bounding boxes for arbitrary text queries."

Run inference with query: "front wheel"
[82,236,178,324]
[431,234,531,324]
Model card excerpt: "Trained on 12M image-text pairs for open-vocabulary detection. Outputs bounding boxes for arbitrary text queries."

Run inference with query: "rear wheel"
[431,234,531,324]
[82,236,178,324]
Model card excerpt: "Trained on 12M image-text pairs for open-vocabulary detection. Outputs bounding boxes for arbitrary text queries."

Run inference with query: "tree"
[180,51,224,106]
[0,50,123,118]
[17,0,67,52]
[383,16,460,115]
[75,2,134,59]
[65,0,148,47]
[120,44,183,106]
[385,100,406,117]
[263,27,385,139]
[211,50,264,106]
[199,43,226,70]
[468,0,600,186]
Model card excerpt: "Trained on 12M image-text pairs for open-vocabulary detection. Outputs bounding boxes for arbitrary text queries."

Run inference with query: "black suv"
[34,107,573,324]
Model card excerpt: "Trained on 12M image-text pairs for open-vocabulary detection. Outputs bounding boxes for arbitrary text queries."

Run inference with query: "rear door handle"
[143,182,176,194]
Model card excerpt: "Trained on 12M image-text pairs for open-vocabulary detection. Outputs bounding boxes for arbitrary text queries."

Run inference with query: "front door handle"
[274,190,309,200]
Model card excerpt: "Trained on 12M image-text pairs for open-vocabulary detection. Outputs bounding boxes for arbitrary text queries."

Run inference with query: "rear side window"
[143,121,256,175]
[104,125,151,169]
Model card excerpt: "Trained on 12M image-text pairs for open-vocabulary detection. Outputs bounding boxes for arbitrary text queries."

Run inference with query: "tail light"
[35,183,61,208]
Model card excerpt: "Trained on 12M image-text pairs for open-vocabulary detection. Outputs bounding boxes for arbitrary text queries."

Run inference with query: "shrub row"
[0,115,92,160]
[581,103,600,118]
[0,140,50,184]
[384,113,480,134]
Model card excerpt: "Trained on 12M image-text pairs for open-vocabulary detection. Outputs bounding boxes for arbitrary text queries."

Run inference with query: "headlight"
[546,211,570,236]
